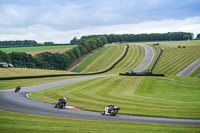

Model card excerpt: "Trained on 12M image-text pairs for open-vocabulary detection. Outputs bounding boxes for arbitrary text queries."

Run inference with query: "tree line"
[0,40,70,47]
[0,36,107,70]
[77,32,193,43]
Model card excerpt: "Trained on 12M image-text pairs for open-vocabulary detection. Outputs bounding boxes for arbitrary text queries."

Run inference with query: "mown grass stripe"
[29,75,200,118]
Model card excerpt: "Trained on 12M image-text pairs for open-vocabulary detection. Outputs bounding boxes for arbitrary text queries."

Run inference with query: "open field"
[0,45,76,53]
[143,40,200,76]
[1,110,199,133]
[27,48,70,56]
[29,75,200,119]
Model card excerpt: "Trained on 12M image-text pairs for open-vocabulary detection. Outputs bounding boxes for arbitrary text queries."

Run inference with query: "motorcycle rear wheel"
[101,111,105,115]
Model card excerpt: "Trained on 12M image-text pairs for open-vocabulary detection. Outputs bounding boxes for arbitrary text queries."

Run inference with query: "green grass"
[72,44,126,73]
[143,40,200,50]
[0,45,77,53]
[1,110,199,133]
[0,68,76,78]
[73,43,145,74]
[107,43,145,74]
[29,75,200,119]
[153,47,200,75]
[143,40,200,75]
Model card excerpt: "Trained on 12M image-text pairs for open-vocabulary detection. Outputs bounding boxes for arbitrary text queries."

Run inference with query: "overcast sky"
[0,0,200,43]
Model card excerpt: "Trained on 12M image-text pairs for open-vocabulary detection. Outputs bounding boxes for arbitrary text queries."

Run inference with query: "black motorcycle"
[15,86,21,93]
[54,99,66,109]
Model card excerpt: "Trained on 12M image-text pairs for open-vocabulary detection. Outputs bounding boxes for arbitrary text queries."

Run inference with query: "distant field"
[29,75,200,119]
[143,40,200,76]
[0,45,77,53]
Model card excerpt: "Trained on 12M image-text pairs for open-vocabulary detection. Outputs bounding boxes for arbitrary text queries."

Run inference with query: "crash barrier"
[0,44,129,80]
[119,71,164,77]
[150,49,163,72]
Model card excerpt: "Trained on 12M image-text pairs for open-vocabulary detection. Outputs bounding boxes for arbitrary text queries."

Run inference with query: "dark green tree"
[73,47,81,58]
[78,45,88,55]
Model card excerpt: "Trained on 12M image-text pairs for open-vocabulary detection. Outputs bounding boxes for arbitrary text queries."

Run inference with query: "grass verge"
[0,110,200,133]
[0,68,76,78]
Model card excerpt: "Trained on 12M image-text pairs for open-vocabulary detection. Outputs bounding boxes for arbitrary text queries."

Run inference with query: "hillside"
[144,40,200,76]
[72,43,146,74]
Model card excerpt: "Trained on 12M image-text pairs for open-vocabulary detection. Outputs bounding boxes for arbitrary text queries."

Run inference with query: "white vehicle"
[101,104,120,116]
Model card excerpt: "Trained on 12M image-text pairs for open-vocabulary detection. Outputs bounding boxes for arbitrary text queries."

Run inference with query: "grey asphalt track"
[133,43,154,72]
[176,58,200,76]
[1,75,200,125]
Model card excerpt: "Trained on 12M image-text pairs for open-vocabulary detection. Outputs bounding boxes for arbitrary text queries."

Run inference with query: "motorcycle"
[54,99,67,109]
[15,86,21,93]
[101,104,120,116]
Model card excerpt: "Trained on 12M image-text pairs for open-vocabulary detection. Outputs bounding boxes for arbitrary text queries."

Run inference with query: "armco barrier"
[150,49,163,72]
[119,72,164,77]
[0,44,129,80]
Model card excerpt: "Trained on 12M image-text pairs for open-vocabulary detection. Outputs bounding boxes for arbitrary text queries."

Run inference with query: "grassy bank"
[72,44,126,73]
[143,40,200,76]
[29,75,200,119]
[107,43,145,74]
[73,43,145,74]
[1,110,199,133]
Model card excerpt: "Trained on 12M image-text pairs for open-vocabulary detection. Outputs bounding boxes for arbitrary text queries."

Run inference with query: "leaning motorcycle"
[54,99,66,109]
[101,104,120,116]
[15,86,21,93]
